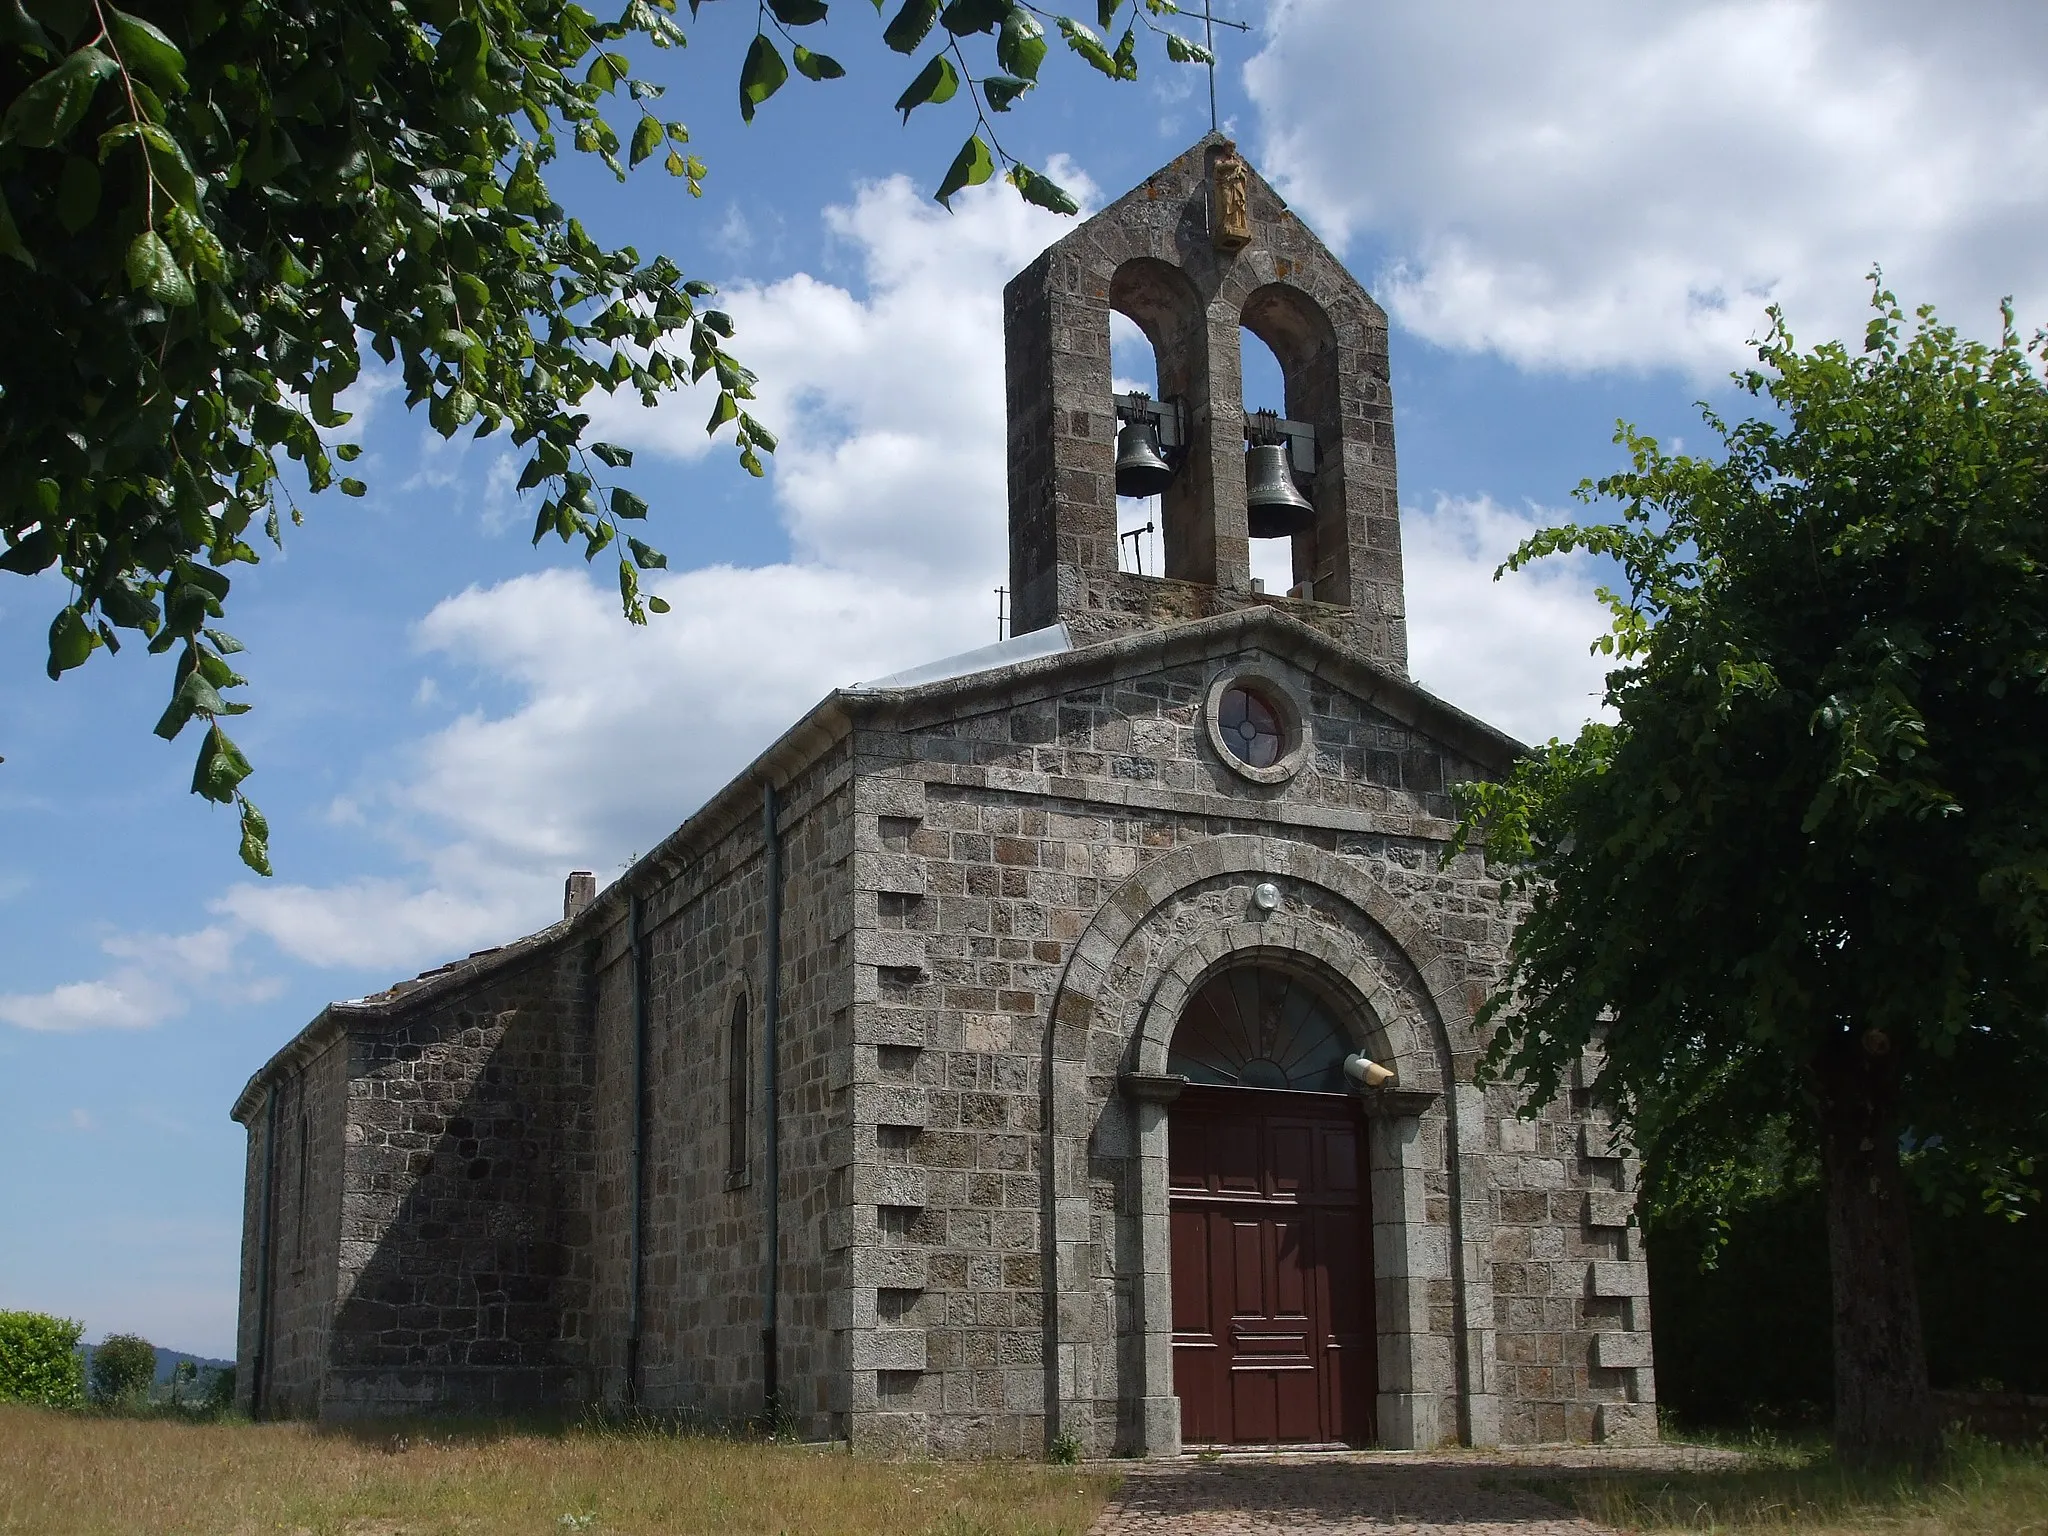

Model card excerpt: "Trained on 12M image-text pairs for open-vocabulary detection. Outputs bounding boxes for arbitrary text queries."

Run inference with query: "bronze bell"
[1114,418,1175,499]
[1245,442,1314,537]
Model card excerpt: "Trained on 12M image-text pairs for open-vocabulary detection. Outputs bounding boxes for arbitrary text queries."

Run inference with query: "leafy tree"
[0,1309,86,1407]
[1453,285,2048,1466]
[1,0,1204,871]
[87,1331,155,1405]
[202,1361,236,1414]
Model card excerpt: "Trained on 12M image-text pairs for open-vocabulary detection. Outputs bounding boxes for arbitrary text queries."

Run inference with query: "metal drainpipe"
[625,892,649,1406]
[760,781,783,1418]
[250,1085,279,1419]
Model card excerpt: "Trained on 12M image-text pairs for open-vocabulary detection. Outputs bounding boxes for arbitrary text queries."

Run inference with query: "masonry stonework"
[233,137,1655,1454]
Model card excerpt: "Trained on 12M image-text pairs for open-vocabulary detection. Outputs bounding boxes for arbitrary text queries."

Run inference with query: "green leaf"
[935,132,994,207]
[738,32,788,121]
[151,665,224,738]
[611,486,649,519]
[0,526,59,574]
[791,44,845,79]
[0,189,31,269]
[1007,162,1078,215]
[626,536,666,569]
[437,17,483,68]
[881,0,939,53]
[2,0,53,52]
[0,45,117,149]
[1162,30,1212,64]
[981,73,1030,111]
[766,0,828,21]
[46,605,94,678]
[631,113,663,165]
[591,441,635,468]
[56,154,98,232]
[940,0,1004,33]
[1097,0,1120,23]
[339,477,366,496]
[1111,25,1136,78]
[237,798,271,877]
[995,6,1045,80]
[100,121,200,211]
[894,53,958,121]
[106,8,186,92]
[706,390,738,432]
[191,722,253,802]
[647,595,671,614]
[1056,16,1116,76]
[126,230,195,305]
[22,0,88,42]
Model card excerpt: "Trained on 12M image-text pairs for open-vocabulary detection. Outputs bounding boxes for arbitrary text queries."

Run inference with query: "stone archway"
[1040,835,1499,1457]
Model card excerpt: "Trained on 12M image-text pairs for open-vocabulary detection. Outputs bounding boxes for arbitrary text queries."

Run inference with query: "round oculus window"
[1217,684,1284,769]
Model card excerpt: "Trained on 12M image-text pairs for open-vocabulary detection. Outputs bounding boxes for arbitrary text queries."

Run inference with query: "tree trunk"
[1812,1033,1935,1467]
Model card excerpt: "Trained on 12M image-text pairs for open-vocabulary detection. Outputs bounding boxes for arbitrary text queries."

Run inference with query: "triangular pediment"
[841,606,1523,776]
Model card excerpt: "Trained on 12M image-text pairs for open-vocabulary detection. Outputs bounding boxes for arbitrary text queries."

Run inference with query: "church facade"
[231,138,1658,1456]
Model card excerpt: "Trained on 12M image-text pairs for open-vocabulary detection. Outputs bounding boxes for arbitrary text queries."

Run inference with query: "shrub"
[0,1311,85,1408]
[89,1334,156,1407]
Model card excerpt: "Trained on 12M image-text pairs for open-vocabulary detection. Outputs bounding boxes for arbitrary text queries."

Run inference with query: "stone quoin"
[230,137,1657,1456]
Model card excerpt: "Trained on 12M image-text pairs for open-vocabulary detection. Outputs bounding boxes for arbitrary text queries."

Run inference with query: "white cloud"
[587,162,1096,580]
[215,878,534,974]
[0,924,271,1033]
[1402,495,1613,745]
[0,978,164,1033]
[1246,0,2048,375]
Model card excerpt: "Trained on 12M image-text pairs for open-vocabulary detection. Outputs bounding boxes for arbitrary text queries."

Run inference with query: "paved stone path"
[1087,1446,1745,1534]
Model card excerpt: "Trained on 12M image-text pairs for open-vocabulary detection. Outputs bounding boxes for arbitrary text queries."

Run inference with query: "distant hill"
[78,1343,233,1386]
[151,1348,232,1386]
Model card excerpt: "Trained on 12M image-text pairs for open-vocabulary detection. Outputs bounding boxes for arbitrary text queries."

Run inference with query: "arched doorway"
[1166,963,1376,1447]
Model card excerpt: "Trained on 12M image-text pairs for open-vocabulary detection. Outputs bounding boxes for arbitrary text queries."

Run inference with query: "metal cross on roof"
[1195,0,1251,134]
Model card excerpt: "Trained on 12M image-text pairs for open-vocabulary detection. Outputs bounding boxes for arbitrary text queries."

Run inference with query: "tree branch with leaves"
[1,0,1209,870]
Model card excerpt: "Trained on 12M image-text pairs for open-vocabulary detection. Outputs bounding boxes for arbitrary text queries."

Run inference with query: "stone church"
[231,137,1657,1456]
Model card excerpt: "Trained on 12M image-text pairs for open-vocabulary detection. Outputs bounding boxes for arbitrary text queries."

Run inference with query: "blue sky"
[4,0,2045,1358]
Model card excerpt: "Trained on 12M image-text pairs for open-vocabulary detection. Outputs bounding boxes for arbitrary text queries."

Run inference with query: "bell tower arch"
[1002,134,1407,671]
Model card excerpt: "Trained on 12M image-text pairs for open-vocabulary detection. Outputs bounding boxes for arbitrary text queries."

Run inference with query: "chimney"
[563,870,597,921]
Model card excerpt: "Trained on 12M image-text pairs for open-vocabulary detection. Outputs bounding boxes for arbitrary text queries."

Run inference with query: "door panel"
[1168,1085,1376,1447]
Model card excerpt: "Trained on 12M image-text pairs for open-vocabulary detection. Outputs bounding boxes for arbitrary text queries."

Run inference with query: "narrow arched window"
[293,1106,310,1268]
[726,993,750,1176]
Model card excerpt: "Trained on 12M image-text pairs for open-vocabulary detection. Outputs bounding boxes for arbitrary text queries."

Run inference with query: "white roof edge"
[849,622,1074,693]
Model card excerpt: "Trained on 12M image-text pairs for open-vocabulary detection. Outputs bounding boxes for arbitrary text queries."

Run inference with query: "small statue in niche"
[1210,146,1252,251]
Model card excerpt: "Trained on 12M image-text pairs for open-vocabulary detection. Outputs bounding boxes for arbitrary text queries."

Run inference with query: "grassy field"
[1539,1434,2048,1535]
[10,1404,2046,1536]
[0,1406,1118,1536]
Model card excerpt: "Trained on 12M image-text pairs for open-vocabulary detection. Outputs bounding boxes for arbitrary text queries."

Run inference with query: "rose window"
[1217,685,1283,768]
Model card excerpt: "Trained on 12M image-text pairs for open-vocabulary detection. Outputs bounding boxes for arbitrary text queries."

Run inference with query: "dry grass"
[0,1406,1118,1536]
[1539,1435,2048,1535]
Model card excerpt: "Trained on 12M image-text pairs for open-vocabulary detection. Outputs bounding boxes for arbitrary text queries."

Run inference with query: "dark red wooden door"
[1169,1085,1375,1447]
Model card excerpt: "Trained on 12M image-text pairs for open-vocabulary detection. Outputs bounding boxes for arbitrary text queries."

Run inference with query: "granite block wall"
[236,1035,347,1417]
[584,735,851,1436]
[231,622,1653,1451]
[828,640,1653,1455]
[317,941,597,1417]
